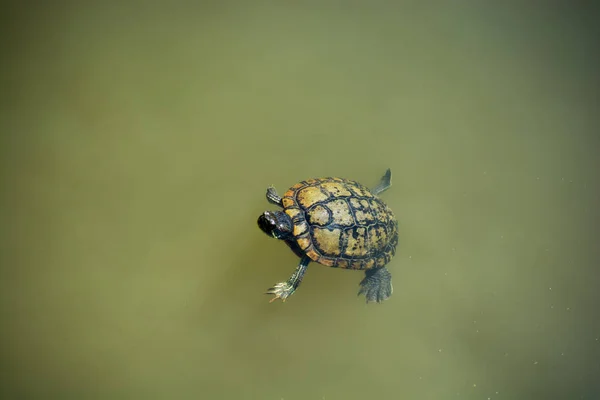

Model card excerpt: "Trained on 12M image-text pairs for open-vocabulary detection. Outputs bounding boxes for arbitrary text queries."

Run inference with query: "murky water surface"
[1,3,599,399]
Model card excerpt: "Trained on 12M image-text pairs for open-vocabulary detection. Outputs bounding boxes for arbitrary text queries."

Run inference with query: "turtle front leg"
[266,186,283,207]
[266,255,310,303]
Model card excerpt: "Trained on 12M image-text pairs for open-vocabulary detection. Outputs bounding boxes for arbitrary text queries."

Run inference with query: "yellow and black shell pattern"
[281,177,398,270]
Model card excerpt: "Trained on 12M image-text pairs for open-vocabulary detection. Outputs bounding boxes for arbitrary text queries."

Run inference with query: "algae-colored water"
[1,2,599,399]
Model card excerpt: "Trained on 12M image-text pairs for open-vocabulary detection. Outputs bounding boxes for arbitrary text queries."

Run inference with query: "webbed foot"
[358,267,393,303]
[371,169,392,196]
[265,255,310,303]
[265,282,296,303]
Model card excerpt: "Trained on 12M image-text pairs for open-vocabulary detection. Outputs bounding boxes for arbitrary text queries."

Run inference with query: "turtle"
[257,169,398,304]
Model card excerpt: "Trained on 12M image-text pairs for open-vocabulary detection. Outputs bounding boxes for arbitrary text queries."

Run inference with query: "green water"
[1,2,599,399]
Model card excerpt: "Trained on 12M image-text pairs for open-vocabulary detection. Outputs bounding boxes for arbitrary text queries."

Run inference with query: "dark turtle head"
[257,210,293,240]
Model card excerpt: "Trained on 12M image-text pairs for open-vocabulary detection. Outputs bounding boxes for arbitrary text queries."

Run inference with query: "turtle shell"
[281,177,398,270]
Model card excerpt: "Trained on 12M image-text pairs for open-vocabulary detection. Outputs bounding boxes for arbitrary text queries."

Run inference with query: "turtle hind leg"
[358,266,393,303]
[371,169,392,196]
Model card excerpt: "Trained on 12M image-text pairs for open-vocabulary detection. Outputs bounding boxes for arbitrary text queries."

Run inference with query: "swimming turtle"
[257,169,398,303]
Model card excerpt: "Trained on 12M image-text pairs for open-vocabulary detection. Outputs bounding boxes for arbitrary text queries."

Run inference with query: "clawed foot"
[265,282,295,303]
[358,267,393,304]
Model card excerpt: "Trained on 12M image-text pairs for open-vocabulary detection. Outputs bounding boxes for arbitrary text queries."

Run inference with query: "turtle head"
[258,210,293,240]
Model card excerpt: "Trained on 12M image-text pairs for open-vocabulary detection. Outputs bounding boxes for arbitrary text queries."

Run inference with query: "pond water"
[1,2,598,399]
